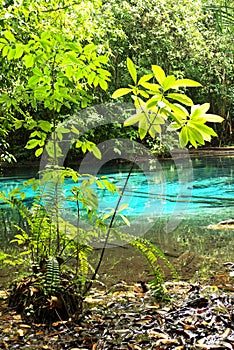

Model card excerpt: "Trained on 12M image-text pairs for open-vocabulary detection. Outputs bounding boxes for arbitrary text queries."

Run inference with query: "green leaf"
[25,139,40,149]
[146,97,160,109]
[92,145,102,159]
[28,75,40,86]
[38,120,52,132]
[119,214,130,226]
[162,75,177,91]
[139,117,148,140]
[119,203,129,212]
[170,79,202,89]
[138,89,149,98]
[152,65,166,86]
[99,79,108,91]
[127,57,137,84]
[187,126,205,147]
[2,45,9,57]
[188,123,214,142]
[166,102,189,120]
[166,93,193,106]
[112,88,132,99]
[149,124,161,138]
[138,74,153,86]
[4,31,15,42]
[203,114,224,123]
[191,103,210,117]
[179,126,189,147]
[14,44,24,59]
[35,147,43,157]
[7,48,15,60]
[24,54,35,68]
[140,82,161,92]
[124,113,143,127]
[33,67,43,77]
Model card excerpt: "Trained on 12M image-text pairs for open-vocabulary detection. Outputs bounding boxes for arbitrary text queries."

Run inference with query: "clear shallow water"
[0,157,233,227]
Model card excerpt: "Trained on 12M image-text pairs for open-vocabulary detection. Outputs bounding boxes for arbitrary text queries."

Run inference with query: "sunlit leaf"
[167,93,193,106]
[127,57,137,84]
[124,113,143,127]
[203,114,224,123]
[138,74,153,86]
[92,145,102,159]
[4,30,15,42]
[179,126,189,147]
[112,88,132,99]
[119,214,130,226]
[170,79,202,89]
[152,65,166,85]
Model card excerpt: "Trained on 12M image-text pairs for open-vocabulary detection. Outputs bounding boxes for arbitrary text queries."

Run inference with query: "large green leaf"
[187,125,205,147]
[140,82,161,92]
[127,57,137,84]
[151,65,166,86]
[170,79,202,89]
[166,93,193,106]
[14,44,24,59]
[189,122,217,141]
[124,112,143,127]
[112,88,132,99]
[3,31,15,42]
[138,74,153,86]
[138,117,148,139]
[203,114,224,123]
[25,139,40,149]
[162,75,177,92]
[38,120,52,132]
[179,126,189,147]
[91,145,102,159]
[191,103,210,118]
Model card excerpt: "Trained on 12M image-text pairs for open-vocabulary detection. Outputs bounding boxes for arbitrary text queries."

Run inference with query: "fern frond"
[45,257,60,293]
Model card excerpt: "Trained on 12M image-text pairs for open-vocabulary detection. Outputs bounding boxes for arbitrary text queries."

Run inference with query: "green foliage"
[99,0,234,145]
[45,257,60,293]
[0,0,110,160]
[113,58,224,148]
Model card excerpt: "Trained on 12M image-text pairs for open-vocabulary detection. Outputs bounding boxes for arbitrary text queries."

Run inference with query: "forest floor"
[0,246,233,350]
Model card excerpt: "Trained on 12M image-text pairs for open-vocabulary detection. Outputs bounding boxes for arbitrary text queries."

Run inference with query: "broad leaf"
[140,82,161,93]
[4,31,15,42]
[162,75,177,92]
[152,65,166,86]
[92,145,102,159]
[35,147,43,157]
[25,139,40,149]
[112,88,132,99]
[190,122,217,141]
[138,74,153,86]
[170,79,202,89]
[127,57,137,84]
[139,117,148,139]
[14,44,24,59]
[191,103,210,118]
[187,125,205,147]
[124,112,143,127]
[203,114,224,123]
[179,126,189,147]
[24,54,35,68]
[28,75,40,86]
[149,124,161,138]
[167,93,193,106]
[119,214,130,226]
[38,120,52,132]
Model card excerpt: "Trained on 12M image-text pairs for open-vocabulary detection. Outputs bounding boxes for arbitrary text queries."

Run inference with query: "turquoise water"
[0,157,233,227]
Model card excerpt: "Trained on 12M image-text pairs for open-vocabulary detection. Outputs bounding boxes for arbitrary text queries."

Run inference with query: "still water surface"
[0,156,233,227]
